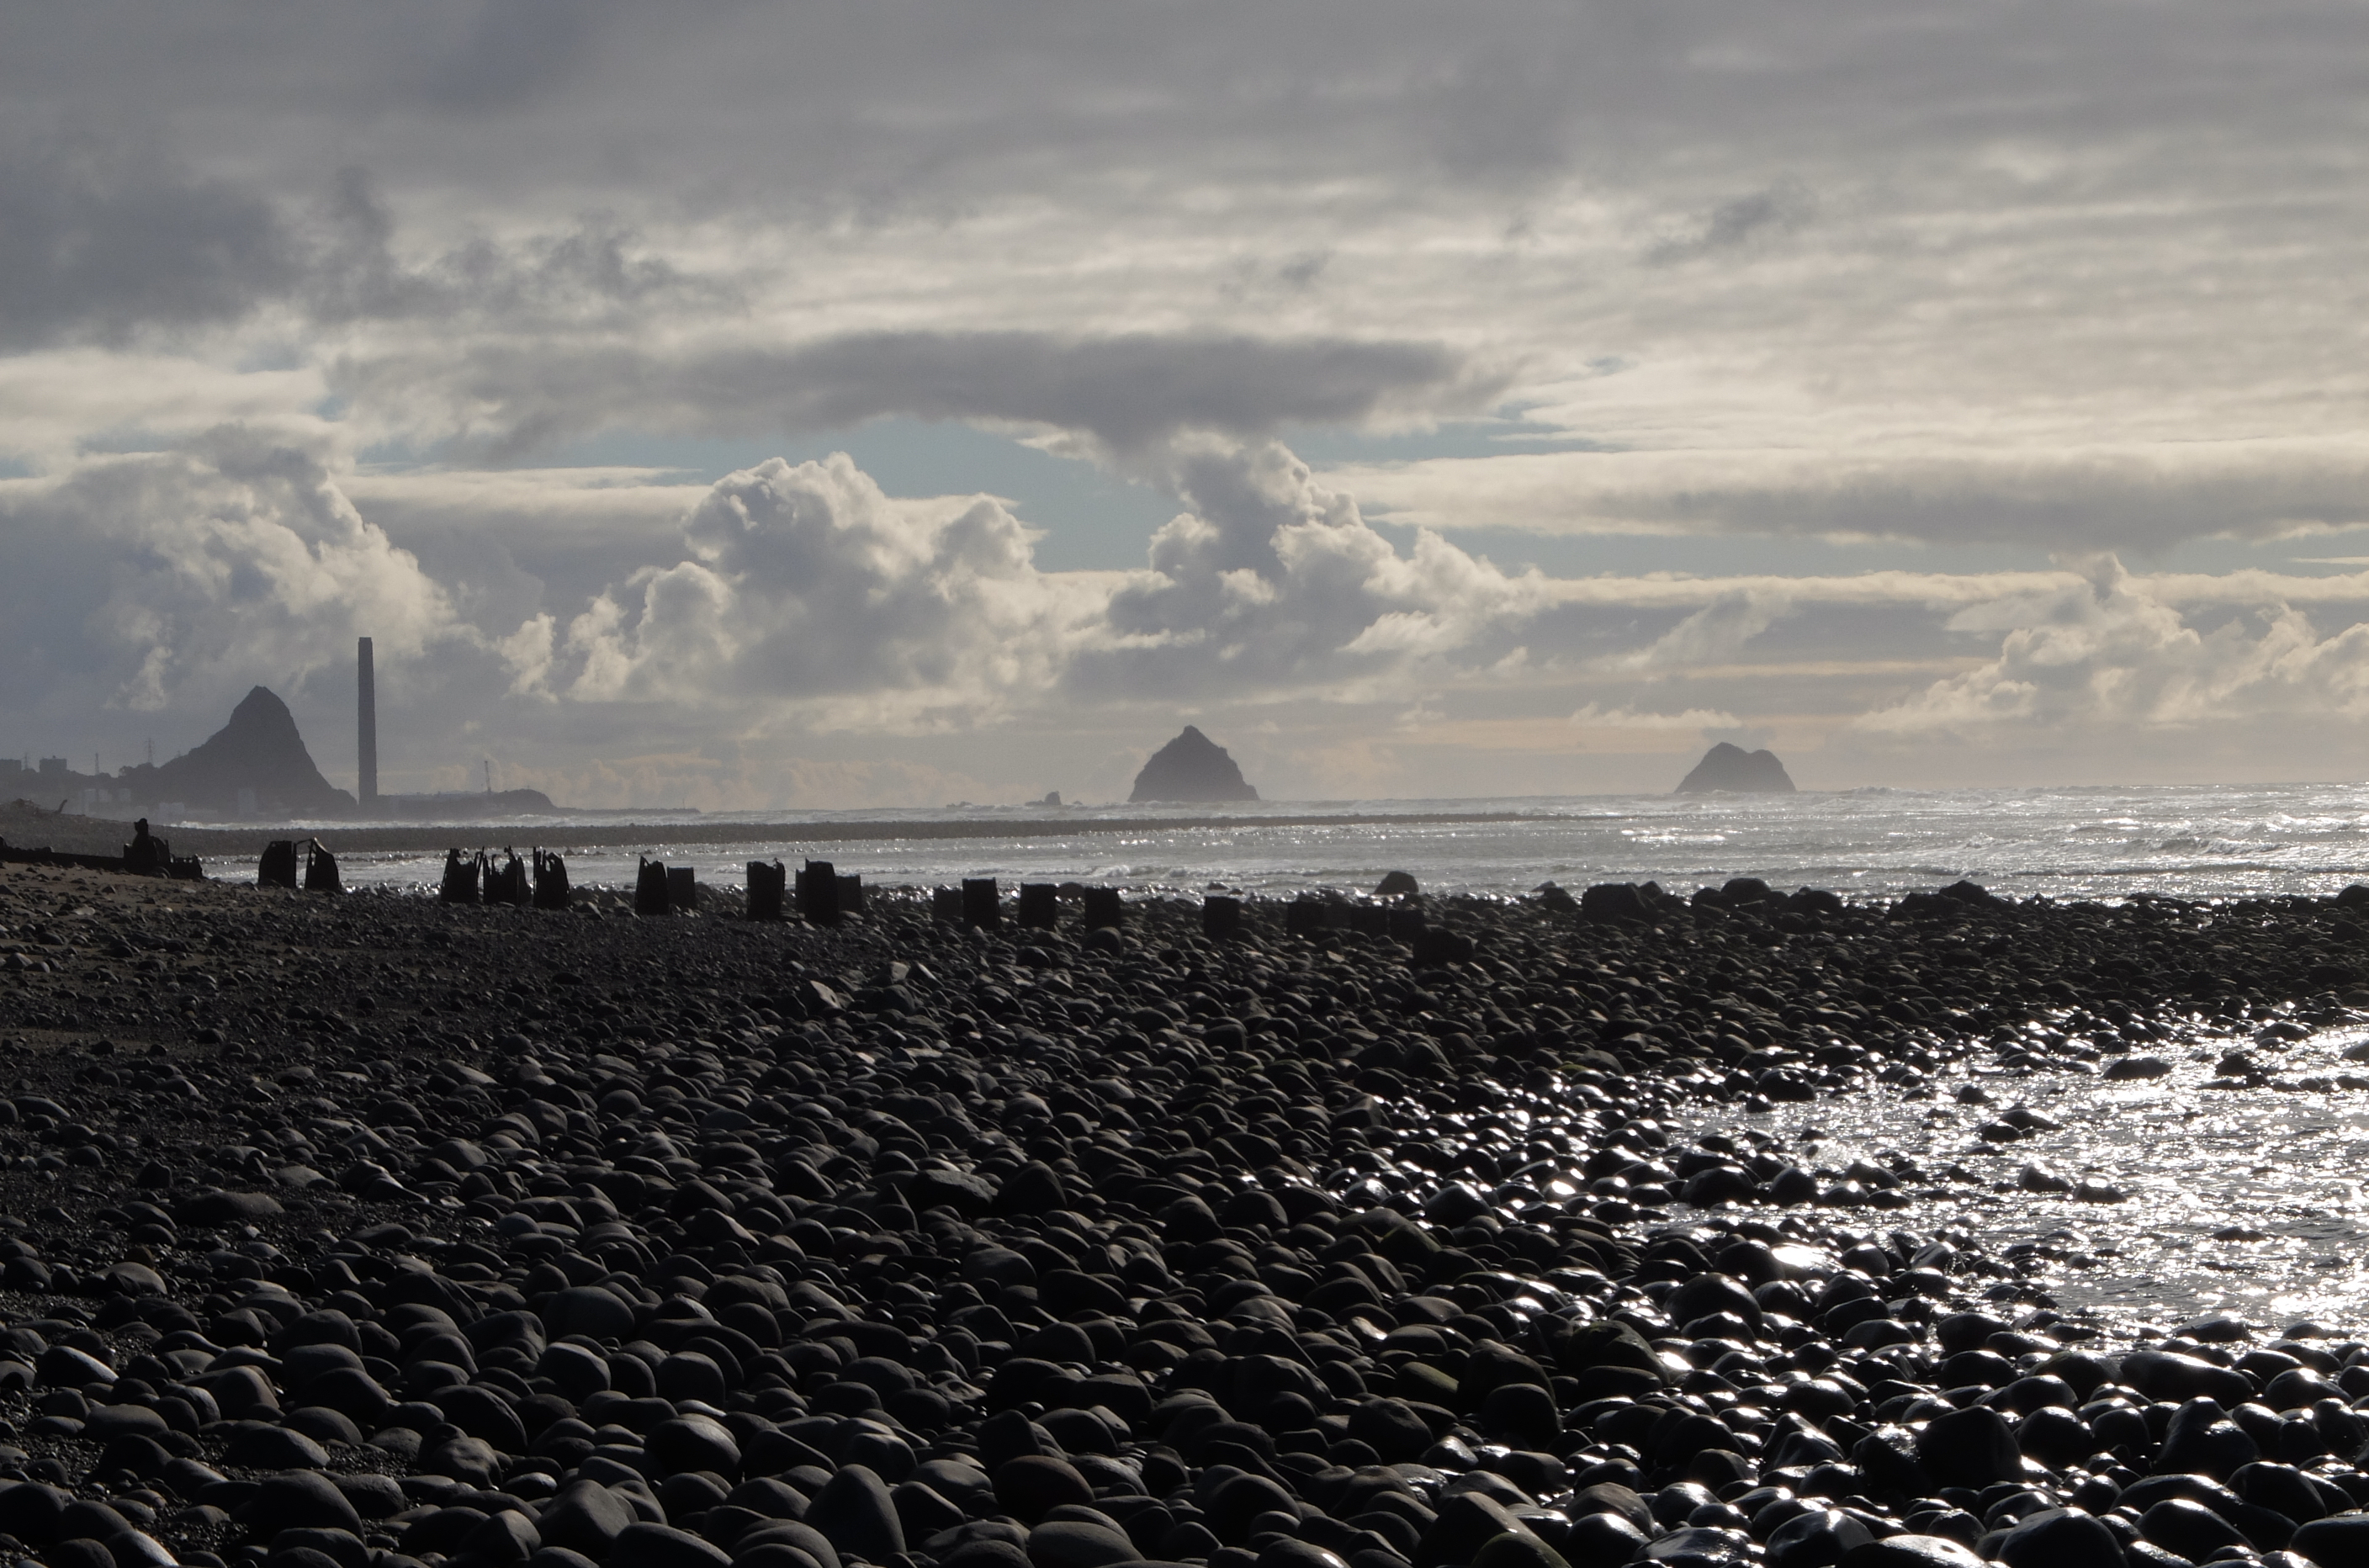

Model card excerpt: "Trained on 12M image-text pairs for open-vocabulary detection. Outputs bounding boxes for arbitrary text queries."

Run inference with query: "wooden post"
[667,865,697,912]
[533,849,571,910]
[304,840,342,893]
[747,861,787,921]
[1017,883,1058,929]
[962,877,1000,929]
[931,886,963,923]
[1082,887,1124,930]
[634,856,670,916]
[1204,894,1242,941]
[439,848,480,903]
[797,859,840,924]
[259,840,299,889]
[837,873,866,915]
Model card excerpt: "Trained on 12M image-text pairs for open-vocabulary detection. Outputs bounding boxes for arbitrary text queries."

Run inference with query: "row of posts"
[260,848,1425,944]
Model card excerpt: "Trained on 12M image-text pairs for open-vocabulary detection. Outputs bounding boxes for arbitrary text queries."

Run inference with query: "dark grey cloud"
[0,143,708,352]
[1596,453,2369,550]
[3,3,2357,215]
[421,0,603,113]
[0,139,297,349]
[303,168,702,326]
[1647,182,1816,266]
[346,330,1502,459]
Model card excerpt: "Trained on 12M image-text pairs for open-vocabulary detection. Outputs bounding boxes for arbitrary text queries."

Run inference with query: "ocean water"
[318,781,2369,902]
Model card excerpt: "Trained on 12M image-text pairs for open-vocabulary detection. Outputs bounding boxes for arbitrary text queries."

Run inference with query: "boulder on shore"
[1130,726,1259,803]
[1675,741,1796,794]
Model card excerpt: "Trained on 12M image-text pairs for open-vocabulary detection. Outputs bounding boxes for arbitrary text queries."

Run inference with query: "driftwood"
[0,833,202,881]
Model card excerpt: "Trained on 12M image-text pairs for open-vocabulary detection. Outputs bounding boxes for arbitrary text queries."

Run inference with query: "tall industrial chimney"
[357,636,378,808]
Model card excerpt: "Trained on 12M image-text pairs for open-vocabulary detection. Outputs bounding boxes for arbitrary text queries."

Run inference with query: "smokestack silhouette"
[357,636,377,807]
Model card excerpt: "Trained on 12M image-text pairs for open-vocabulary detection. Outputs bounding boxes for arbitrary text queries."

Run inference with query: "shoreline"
[2,800,1554,864]
[3,861,2368,1567]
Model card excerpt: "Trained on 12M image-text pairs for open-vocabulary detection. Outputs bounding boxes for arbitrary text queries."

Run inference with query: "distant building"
[38,757,67,777]
[0,758,18,778]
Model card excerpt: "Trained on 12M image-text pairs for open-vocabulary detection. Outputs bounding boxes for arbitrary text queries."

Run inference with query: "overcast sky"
[7,2,2369,807]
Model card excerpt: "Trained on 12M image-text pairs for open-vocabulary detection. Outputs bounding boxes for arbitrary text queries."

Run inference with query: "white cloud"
[1861,555,2369,734]
[1571,702,1741,729]
[0,428,478,763]
[1605,588,1785,671]
[1328,440,2369,548]
[540,453,1110,728]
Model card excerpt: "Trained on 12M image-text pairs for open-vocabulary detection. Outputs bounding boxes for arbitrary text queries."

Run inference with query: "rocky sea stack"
[1129,726,1259,803]
[1675,741,1795,794]
[129,686,356,818]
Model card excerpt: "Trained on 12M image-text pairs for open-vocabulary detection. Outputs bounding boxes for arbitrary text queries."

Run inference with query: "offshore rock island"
[4,856,2369,1568]
[1131,728,1259,804]
[1675,744,1797,795]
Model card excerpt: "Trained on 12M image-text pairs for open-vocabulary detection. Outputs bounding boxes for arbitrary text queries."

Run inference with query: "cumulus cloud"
[1084,440,1566,699]
[1861,554,2369,734]
[0,428,468,745]
[531,453,1109,728]
[513,441,1585,725]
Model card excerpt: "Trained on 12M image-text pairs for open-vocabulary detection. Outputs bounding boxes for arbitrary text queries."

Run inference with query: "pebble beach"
[4,859,2369,1568]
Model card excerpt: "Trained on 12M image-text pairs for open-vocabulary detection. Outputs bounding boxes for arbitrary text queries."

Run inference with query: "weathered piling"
[796,859,839,924]
[1082,886,1125,929]
[532,848,570,909]
[633,856,670,916]
[962,877,999,929]
[746,859,787,920]
[1017,882,1058,929]
[486,850,529,906]
[438,847,481,903]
